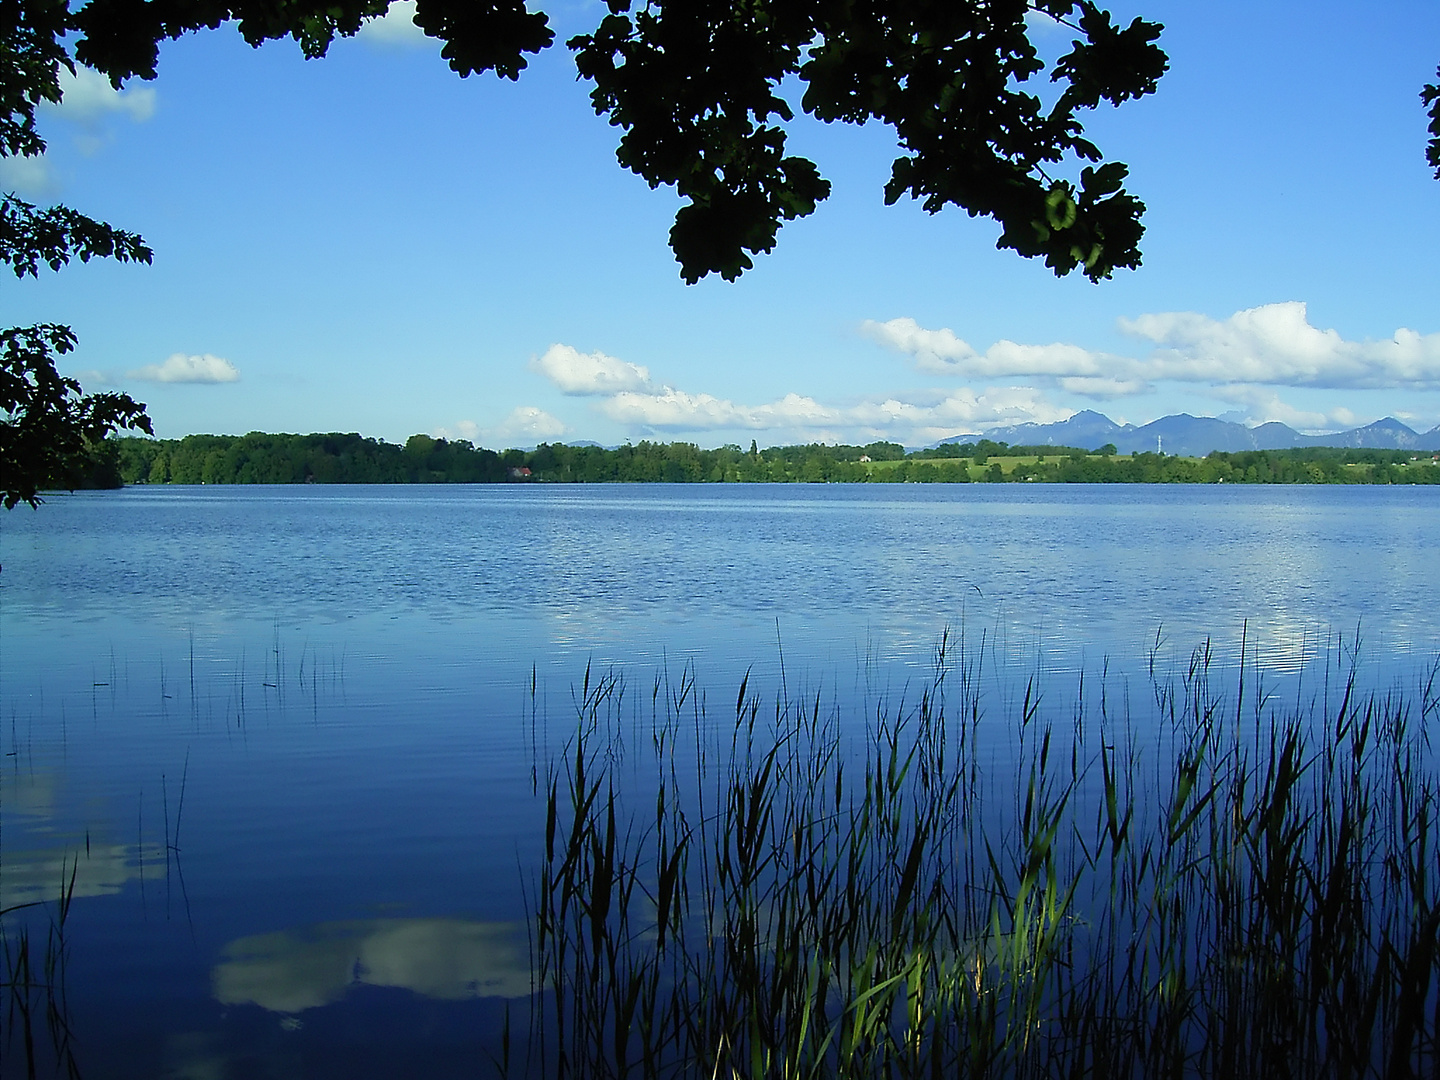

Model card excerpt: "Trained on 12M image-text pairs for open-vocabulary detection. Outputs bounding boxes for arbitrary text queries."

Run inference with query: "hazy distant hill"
[948,410,1128,451]
[940,411,1440,457]
[1294,417,1437,451]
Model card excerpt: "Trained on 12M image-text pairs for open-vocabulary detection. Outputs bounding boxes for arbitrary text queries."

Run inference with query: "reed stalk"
[526,633,1440,1079]
[1,857,81,1079]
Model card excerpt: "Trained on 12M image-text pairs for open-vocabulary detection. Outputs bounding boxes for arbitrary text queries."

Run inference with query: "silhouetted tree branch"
[1,324,152,508]
[1,194,151,276]
[1423,66,1440,180]
[67,0,1172,283]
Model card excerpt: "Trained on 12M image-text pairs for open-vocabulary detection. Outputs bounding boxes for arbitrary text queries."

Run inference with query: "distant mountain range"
[940,411,1440,458]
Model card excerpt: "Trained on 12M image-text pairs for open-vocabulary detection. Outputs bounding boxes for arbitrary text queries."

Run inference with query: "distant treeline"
[97,432,1440,488]
[115,432,509,485]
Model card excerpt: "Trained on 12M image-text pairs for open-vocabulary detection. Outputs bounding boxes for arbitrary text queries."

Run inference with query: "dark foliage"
[67,0,553,82]
[1,2,157,509]
[0,213,154,507]
[571,0,1166,282]
[1424,65,1440,179]
[110,432,1440,489]
[0,192,150,275]
[0,0,69,157]
[55,0,1170,283]
[115,431,506,485]
[1,324,151,507]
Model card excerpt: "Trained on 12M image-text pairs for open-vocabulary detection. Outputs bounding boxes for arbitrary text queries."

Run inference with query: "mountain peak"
[934,412,1438,456]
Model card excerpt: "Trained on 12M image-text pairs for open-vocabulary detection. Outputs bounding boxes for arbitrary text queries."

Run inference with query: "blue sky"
[6,0,1439,448]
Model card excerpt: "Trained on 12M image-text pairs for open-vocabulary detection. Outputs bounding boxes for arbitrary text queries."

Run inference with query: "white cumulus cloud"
[843,387,1070,432]
[1057,376,1147,398]
[432,419,483,442]
[437,408,567,445]
[45,67,156,125]
[867,303,1440,397]
[358,0,427,45]
[491,406,567,441]
[598,384,1069,445]
[860,317,1123,382]
[1120,302,1440,388]
[128,353,239,384]
[4,70,155,195]
[532,344,653,396]
[0,153,55,197]
[601,389,834,430]
[527,340,1079,444]
[1204,386,1360,433]
[860,318,978,374]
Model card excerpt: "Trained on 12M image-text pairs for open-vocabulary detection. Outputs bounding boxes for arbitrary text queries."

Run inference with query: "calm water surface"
[0,483,1435,1077]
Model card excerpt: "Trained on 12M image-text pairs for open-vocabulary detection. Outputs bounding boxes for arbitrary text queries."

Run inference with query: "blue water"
[1,483,1436,1077]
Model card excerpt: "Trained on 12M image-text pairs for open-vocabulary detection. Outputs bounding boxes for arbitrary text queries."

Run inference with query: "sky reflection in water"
[1,483,1436,1077]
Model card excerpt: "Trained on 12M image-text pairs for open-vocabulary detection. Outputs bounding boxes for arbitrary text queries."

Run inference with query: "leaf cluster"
[0,197,154,508]
[14,1,1440,284]
[0,33,156,509]
[0,0,70,157]
[1423,65,1440,180]
[13,0,1171,283]
[116,430,507,484]
[67,0,552,83]
[572,0,1167,282]
[1,324,151,507]
[1,193,151,275]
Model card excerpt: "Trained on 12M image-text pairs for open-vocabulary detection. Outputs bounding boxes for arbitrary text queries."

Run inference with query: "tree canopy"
[62,0,1170,283]
[1423,65,1440,178]
[110,430,1440,487]
[0,193,153,508]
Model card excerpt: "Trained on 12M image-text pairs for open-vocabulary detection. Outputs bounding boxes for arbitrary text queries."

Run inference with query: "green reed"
[524,632,1440,1079]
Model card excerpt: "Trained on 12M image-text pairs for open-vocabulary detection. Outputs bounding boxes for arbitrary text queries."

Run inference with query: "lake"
[1,483,1436,1078]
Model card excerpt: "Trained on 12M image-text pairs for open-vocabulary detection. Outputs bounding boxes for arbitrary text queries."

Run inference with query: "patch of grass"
[522,634,1440,1079]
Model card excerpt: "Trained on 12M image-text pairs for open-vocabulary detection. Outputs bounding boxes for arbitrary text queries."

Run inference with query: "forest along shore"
[84,432,1440,487]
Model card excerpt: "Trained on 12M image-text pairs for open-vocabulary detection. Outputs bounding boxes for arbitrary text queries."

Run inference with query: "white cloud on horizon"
[532,344,653,396]
[526,307,1439,449]
[1122,302,1440,388]
[1203,385,1360,433]
[436,407,567,445]
[493,406,568,441]
[433,419,483,442]
[128,353,239,384]
[598,383,1070,445]
[522,336,1081,444]
[865,303,1440,398]
[601,388,830,430]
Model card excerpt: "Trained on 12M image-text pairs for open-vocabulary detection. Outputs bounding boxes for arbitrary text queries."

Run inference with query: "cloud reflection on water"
[0,841,160,909]
[212,917,532,1014]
